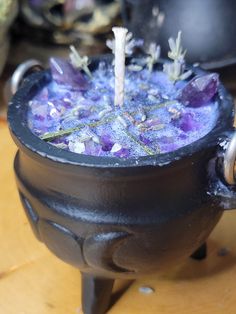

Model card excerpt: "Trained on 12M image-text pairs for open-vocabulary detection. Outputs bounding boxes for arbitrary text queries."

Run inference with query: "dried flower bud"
[168,31,186,62]
[168,107,181,120]
[163,32,192,82]
[69,45,92,78]
[146,43,161,72]
[106,32,143,56]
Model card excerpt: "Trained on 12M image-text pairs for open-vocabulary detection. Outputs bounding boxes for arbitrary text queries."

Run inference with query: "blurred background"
[0,0,121,117]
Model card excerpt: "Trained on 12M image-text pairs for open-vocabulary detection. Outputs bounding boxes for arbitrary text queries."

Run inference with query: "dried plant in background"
[146,42,161,72]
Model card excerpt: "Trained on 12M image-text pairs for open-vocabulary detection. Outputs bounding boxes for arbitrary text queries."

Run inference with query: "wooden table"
[1,119,236,314]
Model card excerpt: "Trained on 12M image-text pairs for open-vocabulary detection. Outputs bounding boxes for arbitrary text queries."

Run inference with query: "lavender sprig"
[163,60,192,82]
[146,43,161,72]
[163,31,192,82]
[40,114,116,141]
[69,45,92,78]
[168,31,186,62]
[125,32,144,55]
[106,32,143,56]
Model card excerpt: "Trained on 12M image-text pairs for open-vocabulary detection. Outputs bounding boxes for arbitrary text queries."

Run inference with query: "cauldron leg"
[81,273,114,314]
[190,242,207,260]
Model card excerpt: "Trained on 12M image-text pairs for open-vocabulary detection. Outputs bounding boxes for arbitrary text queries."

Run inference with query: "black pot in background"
[122,0,236,70]
[7,57,236,314]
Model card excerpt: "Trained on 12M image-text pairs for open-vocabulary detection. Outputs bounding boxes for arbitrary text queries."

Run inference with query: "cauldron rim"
[7,56,234,168]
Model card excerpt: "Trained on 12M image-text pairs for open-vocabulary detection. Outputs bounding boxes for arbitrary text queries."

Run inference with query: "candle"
[112,27,128,107]
[27,30,220,158]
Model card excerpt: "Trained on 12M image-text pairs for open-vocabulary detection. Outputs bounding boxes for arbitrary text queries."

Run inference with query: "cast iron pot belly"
[7,62,236,314]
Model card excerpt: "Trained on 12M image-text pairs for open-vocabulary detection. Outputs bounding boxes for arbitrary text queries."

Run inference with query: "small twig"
[40,114,116,141]
[116,115,128,128]
[123,111,136,124]
[137,123,165,132]
[122,129,155,155]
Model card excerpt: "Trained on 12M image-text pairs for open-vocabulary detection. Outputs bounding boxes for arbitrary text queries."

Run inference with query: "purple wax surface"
[27,58,220,158]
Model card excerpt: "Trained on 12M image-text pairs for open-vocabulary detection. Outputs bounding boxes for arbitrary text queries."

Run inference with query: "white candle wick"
[112,27,128,107]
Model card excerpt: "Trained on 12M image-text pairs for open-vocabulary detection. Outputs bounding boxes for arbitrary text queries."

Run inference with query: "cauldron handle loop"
[213,131,236,210]
[223,131,236,186]
[4,59,44,104]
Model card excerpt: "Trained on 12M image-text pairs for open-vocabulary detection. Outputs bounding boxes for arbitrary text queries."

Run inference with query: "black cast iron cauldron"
[122,0,236,70]
[7,57,236,314]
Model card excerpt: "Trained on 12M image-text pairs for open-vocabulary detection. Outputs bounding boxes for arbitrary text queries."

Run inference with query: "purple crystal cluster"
[27,57,220,158]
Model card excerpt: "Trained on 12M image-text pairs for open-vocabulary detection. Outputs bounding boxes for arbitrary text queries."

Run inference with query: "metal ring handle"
[10,59,44,95]
[223,131,236,185]
[4,59,44,106]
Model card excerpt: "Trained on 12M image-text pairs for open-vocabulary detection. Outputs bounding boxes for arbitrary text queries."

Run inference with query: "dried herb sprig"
[125,32,144,55]
[163,31,192,82]
[146,43,161,72]
[69,45,92,78]
[122,129,155,155]
[40,114,116,141]
[168,31,186,62]
[163,60,192,82]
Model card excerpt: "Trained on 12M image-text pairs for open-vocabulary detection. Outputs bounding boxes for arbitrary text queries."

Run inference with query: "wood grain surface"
[1,120,236,314]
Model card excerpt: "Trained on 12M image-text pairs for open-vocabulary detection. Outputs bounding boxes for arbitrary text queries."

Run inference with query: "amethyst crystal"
[101,135,114,152]
[177,112,200,132]
[114,147,130,158]
[85,141,102,156]
[50,58,89,90]
[110,143,130,158]
[178,73,219,107]
[139,134,151,145]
